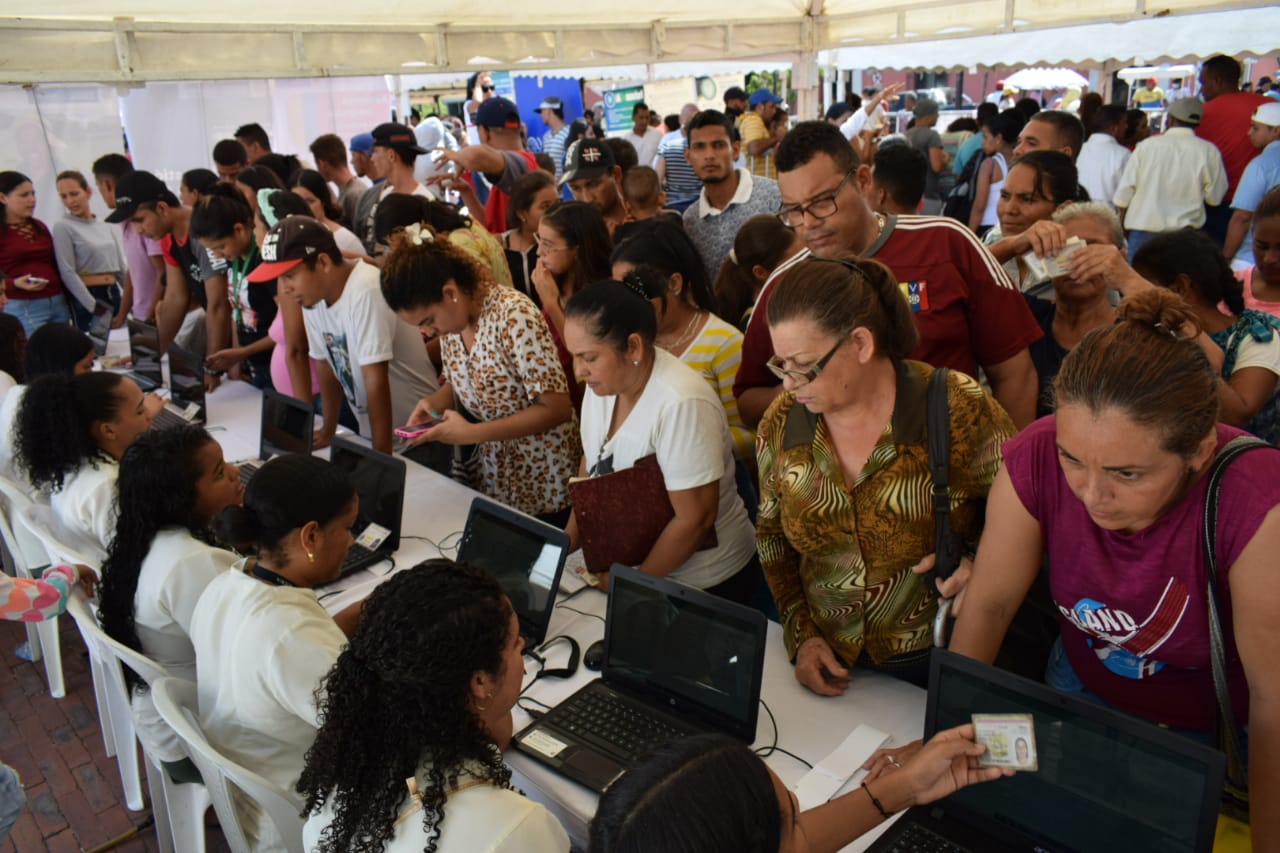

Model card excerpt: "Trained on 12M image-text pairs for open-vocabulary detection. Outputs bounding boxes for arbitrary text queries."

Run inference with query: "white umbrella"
[1003,67,1090,91]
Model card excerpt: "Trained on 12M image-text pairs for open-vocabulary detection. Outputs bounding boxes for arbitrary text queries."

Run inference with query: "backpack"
[941,150,986,223]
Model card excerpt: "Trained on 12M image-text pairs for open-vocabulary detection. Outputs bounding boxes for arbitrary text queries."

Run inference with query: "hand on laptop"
[795,636,851,696]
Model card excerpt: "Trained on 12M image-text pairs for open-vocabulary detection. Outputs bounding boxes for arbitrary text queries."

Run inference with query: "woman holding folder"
[562,273,759,603]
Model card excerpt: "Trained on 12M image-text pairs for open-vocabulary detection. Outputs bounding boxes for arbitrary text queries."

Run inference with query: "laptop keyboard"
[551,687,686,762]
[885,823,972,853]
[239,461,260,485]
[152,407,190,431]
[341,542,376,573]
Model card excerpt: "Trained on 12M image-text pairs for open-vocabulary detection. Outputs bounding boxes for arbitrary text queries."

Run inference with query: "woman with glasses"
[756,257,1013,695]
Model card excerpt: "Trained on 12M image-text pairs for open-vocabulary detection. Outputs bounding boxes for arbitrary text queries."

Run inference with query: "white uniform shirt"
[1075,133,1131,211]
[1113,128,1228,230]
[49,458,118,562]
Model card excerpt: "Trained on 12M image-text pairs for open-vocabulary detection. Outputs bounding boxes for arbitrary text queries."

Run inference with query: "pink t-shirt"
[1004,416,1280,730]
[268,309,319,399]
[1237,266,1280,321]
[121,221,164,320]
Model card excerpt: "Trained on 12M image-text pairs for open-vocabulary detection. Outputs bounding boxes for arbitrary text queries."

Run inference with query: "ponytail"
[713,215,798,330]
[190,183,254,241]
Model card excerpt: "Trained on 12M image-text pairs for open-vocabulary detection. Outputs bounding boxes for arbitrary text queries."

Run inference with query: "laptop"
[239,389,316,485]
[124,318,164,391]
[456,497,570,647]
[151,343,207,430]
[86,300,114,358]
[327,435,406,577]
[865,650,1226,853]
[513,565,768,792]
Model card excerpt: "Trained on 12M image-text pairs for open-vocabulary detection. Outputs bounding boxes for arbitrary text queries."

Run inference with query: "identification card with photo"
[972,713,1038,771]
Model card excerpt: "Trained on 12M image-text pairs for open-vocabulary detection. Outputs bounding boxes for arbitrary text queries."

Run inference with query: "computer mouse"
[583,639,606,671]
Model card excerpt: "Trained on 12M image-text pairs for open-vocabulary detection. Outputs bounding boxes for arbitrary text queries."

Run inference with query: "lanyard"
[228,238,260,330]
[251,563,298,587]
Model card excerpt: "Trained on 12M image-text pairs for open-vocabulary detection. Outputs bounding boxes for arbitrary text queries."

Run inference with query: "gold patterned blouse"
[756,360,1013,666]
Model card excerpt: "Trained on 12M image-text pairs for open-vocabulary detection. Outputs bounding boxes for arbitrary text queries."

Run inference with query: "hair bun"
[213,503,262,549]
[1116,289,1200,341]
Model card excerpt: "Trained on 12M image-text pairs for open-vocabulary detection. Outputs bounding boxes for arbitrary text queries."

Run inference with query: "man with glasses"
[733,120,1041,430]
[682,109,783,283]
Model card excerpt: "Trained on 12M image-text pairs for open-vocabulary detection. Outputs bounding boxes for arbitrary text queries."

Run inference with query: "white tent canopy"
[0,1,1269,83]
[1002,68,1089,91]
[820,7,1275,72]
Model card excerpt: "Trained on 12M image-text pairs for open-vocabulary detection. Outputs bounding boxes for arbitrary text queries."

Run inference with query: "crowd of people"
[1,50,1279,852]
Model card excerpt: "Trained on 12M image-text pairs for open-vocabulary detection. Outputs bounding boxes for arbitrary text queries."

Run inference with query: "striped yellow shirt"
[679,314,754,460]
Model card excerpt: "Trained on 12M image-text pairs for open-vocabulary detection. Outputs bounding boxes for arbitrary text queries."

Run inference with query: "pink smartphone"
[394,419,441,441]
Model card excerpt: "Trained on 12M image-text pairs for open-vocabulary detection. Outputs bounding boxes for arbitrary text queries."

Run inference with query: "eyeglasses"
[766,335,847,385]
[776,169,856,228]
[481,84,496,93]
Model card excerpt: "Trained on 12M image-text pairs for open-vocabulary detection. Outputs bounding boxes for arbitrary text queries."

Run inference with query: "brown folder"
[568,453,717,574]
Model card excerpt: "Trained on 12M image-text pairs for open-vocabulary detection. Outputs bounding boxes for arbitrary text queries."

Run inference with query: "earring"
[306,550,315,563]
[475,690,495,712]
[452,296,458,303]
[632,360,640,366]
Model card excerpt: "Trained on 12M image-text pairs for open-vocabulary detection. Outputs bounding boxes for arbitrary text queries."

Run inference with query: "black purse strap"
[1202,434,1269,794]
[927,367,962,584]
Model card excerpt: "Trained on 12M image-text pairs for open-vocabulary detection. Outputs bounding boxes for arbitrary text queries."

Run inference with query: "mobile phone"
[26,276,48,285]
[394,419,441,441]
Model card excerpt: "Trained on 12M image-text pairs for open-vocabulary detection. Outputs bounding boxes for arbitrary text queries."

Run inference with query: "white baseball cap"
[1252,102,1280,128]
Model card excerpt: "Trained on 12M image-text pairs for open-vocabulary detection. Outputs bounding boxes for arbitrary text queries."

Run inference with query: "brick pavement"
[0,613,231,852]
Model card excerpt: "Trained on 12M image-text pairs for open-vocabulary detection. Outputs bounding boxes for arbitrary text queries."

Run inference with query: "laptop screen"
[927,651,1224,853]
[126,319,163,388]
[259,390,314,460]
[328,437,405,552]
[87,301,113,357]
[456,498,568,645]
[166,345,207,421]
[605,567,766,741]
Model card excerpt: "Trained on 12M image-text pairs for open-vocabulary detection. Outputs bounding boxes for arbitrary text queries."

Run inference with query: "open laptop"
[150,343,207,430]
[86,300,114,358]
[866,650,1226,853]
[327,435,406,577]
[456,497,570,647]
[513,565,767,792]
[238,389,316,485]
[124,318,164,391]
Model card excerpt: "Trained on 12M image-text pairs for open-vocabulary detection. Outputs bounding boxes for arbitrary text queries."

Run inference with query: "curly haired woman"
[299,560,569,853]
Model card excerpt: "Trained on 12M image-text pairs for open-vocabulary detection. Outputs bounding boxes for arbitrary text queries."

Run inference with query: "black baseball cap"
[371,122,428,154]
[247,217,338,282]
[560,138,615,186]
[104,171,180,223]
[476,96,522,130]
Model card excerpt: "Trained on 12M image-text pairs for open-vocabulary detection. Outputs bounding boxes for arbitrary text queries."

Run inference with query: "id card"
[1023,236,1086,281]
[972,713,1038,771]
[355,522,391,551]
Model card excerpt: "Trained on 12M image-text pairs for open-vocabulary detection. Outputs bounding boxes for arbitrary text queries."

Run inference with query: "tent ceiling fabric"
[0,1,1269,82]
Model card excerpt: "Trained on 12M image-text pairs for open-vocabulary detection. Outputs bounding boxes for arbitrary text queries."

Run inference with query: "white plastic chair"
[62,593,213,849]
[0,476,65,698]
[150,677,306,853]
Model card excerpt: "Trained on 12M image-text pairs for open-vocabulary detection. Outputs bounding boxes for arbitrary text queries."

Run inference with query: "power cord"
[555,603,605,623]
[400,531,463,556]
[521,635,581,697]
[753,699,813,769]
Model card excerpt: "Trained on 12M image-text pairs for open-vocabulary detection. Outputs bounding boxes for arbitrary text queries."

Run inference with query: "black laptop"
[124,318,164,391]
[513,565,767,792]
[327,435,406,577]
[150,343,207,429]
[86,300,114,357]
[239,389,316,485]
[456,497,570,647]
[865,650,1226,853]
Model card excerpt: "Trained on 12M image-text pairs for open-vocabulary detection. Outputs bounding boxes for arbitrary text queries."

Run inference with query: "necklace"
[657,310,703,353]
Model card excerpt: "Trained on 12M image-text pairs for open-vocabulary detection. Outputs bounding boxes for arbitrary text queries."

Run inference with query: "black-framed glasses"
[481,84,496,93]
[766,335,847,385]
[776,169,856,227]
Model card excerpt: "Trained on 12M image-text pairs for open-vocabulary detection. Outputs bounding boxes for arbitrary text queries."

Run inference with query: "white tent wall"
[118,76,391,194]
[1,84,125,224]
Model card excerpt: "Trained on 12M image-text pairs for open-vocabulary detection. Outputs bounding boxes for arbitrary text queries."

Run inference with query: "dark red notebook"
[569,454,716,574]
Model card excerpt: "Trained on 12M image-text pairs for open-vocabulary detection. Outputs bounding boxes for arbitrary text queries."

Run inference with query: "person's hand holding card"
[972,713,1039,771]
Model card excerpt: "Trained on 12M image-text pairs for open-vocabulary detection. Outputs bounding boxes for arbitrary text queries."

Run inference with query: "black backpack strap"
[1203,435,1269,802]
[927,367,962,584]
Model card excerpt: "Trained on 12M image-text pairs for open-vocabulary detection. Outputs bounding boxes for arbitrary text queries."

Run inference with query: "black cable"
[400,531,463,556]
[555,603,605,623]
[557,583,593,604]
[753,699,813,769]
[517,696,552,718]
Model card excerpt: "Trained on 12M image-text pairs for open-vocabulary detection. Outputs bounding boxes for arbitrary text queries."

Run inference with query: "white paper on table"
[793,724,890,810]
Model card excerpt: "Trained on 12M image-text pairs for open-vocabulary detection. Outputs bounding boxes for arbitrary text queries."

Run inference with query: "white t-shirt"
[49,457,118,562]
[191,562,347,850]
[1229,328,1280,376]
[303,764,569,853]
[627,126,665,169]
[331,225,365,257]
[0,384,27,486]
[840,105,886,140]
[0,371,14,402]
[131,528,237,762]
[579,349,755,589]
[303,260,439,436]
